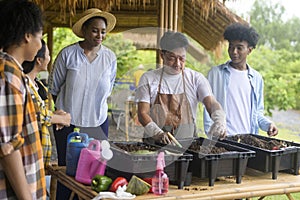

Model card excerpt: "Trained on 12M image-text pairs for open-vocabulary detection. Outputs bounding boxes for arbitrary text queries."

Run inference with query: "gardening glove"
[152,132,172,144]
[208,110,227,140]
[144,122,172,144]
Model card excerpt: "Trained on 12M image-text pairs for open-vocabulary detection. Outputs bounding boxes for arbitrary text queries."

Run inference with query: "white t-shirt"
[135,67,212,123]
[226,66,251,135]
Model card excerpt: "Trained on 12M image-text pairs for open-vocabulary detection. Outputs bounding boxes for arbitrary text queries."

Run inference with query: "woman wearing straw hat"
[49,8,117,199]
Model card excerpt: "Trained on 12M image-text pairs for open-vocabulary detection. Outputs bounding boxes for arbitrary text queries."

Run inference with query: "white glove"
[144,122,172,144]
[144,121,164,137]
[208,110,227,139]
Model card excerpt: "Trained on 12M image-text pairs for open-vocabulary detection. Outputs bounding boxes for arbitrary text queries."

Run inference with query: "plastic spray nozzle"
[156,152,165,171]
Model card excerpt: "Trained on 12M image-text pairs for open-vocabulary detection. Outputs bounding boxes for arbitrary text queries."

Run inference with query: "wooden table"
[47,165,98,200]
[47,165,300,200]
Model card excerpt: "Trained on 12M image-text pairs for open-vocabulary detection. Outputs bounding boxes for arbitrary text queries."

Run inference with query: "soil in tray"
[114,143,158,152]
[189,140,228,154]
[228,135,287,150]
[115,142,229,154]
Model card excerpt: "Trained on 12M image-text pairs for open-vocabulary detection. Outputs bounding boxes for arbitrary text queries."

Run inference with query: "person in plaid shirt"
[0,0,47,199]
[22,39,71,168]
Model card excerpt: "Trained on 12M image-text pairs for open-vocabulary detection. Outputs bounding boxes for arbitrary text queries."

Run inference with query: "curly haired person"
[0,0,46,199]
[204,23,278,137]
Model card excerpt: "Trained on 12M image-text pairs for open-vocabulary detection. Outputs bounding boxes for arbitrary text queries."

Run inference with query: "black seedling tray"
[222,134,300,179]
[152,137,256,186]
[105,141,193,189]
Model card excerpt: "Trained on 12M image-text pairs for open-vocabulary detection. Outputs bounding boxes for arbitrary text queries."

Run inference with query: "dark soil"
[228,134,288,150]
[113,141,229,155]
[113,143,158,152]
[188,140,228,154]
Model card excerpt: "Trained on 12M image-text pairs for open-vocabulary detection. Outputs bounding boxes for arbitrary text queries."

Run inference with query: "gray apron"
[149,69,195,139]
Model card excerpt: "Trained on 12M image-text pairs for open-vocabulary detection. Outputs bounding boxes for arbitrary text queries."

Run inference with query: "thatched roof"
[183,0,244,50]
[33,0,246,52]
[123,28,209,63]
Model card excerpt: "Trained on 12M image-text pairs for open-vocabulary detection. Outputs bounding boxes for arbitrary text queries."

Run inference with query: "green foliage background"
[47,1,300,198]
[49,0,300,125]
[247,0,300,112]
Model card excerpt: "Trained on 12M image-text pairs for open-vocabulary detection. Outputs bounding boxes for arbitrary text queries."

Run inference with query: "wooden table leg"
[49,175,57,200]
[68,192,75,200]
[125,101,129,141]
[286,193,295,200]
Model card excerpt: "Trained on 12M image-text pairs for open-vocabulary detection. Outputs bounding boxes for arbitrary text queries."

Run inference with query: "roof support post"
[157,0,180,67]
[46,25,54,73]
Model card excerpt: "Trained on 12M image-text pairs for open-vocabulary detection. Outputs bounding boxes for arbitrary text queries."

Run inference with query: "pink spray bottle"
[152,151,169,195]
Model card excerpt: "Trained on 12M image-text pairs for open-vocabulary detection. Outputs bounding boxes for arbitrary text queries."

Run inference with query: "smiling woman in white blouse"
[48,8,117,200]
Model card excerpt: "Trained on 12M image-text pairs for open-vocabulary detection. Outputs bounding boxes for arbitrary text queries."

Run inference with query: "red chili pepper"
[142,177,153,193]
[109,177,128,192]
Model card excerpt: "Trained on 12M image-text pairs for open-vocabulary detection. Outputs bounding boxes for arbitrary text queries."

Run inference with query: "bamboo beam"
[180,181,300,199]
[47,165,300,200]
[194,188,300,200]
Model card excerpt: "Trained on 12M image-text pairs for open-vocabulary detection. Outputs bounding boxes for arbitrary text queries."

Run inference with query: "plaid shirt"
[28,78,53,167]
[0,52,46,199]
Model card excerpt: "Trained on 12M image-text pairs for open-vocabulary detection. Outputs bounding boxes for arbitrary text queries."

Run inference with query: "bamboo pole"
[157,0,165,66]
[49,175,57,200]
[177,0,184,32]
[47,165,300,200]
[168,0,173,30]
[164,0,168,29]
[160,0,165,29]
[194,188,300,200]
[46,25,53,73]
[179,182,300,200]
[125,101,129,141]
[173,0,178,31]
[286,193,295,200]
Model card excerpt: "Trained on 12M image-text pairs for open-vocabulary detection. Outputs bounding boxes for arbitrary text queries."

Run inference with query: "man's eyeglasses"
[163,51,186,63]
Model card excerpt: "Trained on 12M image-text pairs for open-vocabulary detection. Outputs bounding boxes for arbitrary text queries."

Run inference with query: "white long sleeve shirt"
[49,43,117,127]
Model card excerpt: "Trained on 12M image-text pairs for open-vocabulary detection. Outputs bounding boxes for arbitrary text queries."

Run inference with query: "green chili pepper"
[91,175,112,192]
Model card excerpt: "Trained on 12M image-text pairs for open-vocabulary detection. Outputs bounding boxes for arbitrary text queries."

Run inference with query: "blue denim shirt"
[203,61,272,135]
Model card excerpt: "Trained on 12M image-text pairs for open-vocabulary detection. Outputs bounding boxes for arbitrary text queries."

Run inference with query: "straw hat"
[72,8,116,38]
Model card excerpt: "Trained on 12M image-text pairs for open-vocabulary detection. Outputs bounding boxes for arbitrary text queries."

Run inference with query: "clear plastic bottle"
[152,151,169,195]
